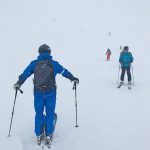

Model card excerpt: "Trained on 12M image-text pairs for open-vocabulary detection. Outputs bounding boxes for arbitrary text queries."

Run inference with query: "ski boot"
[46,135,52,148]
[128,81,132,89]
[37,135,42,146]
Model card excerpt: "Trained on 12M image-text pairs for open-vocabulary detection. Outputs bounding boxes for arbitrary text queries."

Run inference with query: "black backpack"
[34,60,56,92]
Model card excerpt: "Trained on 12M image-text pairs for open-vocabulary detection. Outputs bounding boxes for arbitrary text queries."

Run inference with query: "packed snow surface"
[0,0,150,150]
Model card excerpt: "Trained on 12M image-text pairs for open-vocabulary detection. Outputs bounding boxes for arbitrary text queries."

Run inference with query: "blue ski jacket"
[119,51,134,67]
[18,52,74,93]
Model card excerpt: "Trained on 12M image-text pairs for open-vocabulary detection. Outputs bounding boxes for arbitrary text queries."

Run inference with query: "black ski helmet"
[124,46,129,51]
[38,44,51,54]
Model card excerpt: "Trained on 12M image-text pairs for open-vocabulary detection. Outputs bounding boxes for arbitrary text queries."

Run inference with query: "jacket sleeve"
[119,53,123,63]
[18,60,36,85]
[55,61,74,81]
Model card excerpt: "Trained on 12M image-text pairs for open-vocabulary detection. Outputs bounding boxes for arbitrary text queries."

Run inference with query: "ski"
[128,82,132,90]
[35,135,52,150]
[117,82,132,89]
[128,84,132,90]
[128,86,131,90]
[35,144,45,150]
[36,140,52,150]
[45,137,52,149]
[35,134,45,150]
[117,83,123,88]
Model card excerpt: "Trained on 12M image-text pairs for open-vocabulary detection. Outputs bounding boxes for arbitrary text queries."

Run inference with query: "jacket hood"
[37,52,52,61]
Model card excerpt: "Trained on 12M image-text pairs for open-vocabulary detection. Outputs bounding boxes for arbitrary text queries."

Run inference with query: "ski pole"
[117,64,121,85]
[131,64,134,85]
[73,81,79,128]
[8,88,23,137]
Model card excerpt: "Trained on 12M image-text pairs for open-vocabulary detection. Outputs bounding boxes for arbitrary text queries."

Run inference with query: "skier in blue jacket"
[13,44,79,144]
[119,46,133,85]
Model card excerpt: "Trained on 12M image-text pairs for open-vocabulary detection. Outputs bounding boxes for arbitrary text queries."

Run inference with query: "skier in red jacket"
[105,49,111,61]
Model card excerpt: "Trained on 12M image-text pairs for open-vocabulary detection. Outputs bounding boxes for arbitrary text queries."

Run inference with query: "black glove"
[71,76,79,84]
[13,82,21,90]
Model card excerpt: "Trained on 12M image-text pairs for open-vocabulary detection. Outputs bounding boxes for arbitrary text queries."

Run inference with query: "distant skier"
[105,49,111,61]
[13,44,79,146]
[119,46,133,85]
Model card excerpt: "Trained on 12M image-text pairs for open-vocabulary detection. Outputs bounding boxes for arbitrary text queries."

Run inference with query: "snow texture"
[0,136,23,150]
[0,0,150,150]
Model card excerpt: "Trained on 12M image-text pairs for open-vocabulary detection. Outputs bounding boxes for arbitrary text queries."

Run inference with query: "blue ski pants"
[34,91,56,136]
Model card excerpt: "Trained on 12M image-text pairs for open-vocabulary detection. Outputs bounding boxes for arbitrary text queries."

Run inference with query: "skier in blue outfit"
[13,44,79,145]
[119,46,134,85]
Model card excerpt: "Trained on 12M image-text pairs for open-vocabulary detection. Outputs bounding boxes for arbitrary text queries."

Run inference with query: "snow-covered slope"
[0,0,150,150]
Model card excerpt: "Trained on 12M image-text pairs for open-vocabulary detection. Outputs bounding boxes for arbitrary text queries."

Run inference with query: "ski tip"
[117,85,121,88]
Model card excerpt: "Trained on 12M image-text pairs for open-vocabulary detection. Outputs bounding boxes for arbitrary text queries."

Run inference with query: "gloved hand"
[13,82,21,90]
[71,76,79,84]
